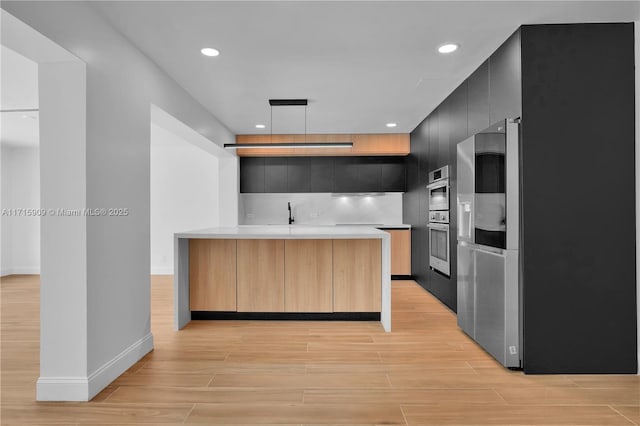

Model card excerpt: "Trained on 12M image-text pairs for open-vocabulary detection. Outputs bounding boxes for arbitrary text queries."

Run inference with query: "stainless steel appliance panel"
[428,222,450,276]
[474,246,506,365]
[457,136,475,243]
[456,242,475,337]
[427,180,449,211]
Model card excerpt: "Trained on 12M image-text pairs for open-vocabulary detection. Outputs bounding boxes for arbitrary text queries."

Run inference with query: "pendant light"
[224,99,353,149]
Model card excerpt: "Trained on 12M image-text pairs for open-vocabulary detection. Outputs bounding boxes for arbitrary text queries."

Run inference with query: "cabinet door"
[489,32,522,123]
[333,157,360,192]
[264,158,288,193]
[388,230,411,275]
[287,157,311,192]
[358,158,382,192]
[284,240,333,312]
[380,157,406,192]
[467,60,490,136]
[240,157,265,193]
[309,157,334,192]
[333,239,382,312]
[237,239,285,312]
[189,239,237,311]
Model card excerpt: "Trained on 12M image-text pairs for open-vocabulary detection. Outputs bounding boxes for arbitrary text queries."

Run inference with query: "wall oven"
[427,166,450,211]
[428,221,450,277]
[427,166,451,277]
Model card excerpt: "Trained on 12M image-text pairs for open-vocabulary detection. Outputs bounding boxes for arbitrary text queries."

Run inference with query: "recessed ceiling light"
[200,47,220,57]
[386,123,397,128]
[255,124,266,129]
[438,43,459,54]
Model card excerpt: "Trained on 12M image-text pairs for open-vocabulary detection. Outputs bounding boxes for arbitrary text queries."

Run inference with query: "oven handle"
[427,223,450,231]
[426,180,449,190]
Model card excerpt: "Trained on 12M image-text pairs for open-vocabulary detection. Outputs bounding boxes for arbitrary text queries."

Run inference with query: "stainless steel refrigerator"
[456,119,521,368]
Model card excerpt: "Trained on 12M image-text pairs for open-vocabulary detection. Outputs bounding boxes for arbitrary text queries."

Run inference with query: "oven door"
[427,180,449,211]
[428,222,450,276]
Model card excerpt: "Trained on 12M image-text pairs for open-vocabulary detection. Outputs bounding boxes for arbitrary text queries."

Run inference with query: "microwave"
[427,165,450,211]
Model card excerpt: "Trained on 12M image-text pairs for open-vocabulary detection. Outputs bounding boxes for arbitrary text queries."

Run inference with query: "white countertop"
[176,225,390,239]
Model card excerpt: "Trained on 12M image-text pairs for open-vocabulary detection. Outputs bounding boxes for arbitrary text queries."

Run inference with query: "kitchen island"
[174,225,391,331]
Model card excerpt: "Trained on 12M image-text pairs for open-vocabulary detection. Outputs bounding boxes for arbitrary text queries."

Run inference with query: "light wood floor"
[1,274,638,425]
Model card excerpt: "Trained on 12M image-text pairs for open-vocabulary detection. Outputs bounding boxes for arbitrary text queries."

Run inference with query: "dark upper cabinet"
[437,101,451,169]
[333,157,360,192]
[240,157,265,193]
[380,157,406,192]
[489,32,522,123]
[467,60,490,136]
[240,156,406,193]
[450,82,468,145]
[358,158,382,192]
[309,157,334,192]
[287,157,311,192]
[264,157,287,193]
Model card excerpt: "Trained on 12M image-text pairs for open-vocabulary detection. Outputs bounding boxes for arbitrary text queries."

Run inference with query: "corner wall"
[0,146,40,275]
[150,124,220,275]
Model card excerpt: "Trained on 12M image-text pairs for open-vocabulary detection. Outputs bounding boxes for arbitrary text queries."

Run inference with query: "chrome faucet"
[288,202,295,225]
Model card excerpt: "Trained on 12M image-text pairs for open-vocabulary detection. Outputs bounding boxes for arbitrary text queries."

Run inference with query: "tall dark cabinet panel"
[467,60,490,136]
[239,157,265,193]
[519,24,636,374]
[489,31,522,122]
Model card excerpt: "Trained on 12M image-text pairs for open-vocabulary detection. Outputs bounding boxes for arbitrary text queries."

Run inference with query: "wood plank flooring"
[1,274,638,425]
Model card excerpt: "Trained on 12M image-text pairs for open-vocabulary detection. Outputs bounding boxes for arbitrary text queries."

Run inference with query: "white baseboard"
[151,266,173,275]
[1,267,40,277]
[36,333,154,401]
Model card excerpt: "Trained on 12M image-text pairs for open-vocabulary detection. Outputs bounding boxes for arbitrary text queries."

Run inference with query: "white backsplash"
[239,193,403,225]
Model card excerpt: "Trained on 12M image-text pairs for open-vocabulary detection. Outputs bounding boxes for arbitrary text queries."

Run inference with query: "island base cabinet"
[284,239,333,312]
[333,239,382,312]
[189,239,237,311]
[237,239,285,312]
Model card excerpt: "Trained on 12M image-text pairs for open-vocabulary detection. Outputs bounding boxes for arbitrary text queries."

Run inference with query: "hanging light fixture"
[224,99,353,149]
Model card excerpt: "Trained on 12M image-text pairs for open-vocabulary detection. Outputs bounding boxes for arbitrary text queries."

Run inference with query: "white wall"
[1,2,237,400]
[150,124,219,274]
[239,192,404,225]
[0,145,40,275]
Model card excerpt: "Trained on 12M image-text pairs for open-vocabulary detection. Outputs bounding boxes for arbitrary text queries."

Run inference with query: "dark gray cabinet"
[333,157,361,193]
[264,158,287,193]
[240,156,407,193]
[239,157,265,193]
[404,24,637,374]
[380,157,406,192]
[467,60,490,136]
[287,157,311,192]
[309,157,334,192]
[489,32,522,123]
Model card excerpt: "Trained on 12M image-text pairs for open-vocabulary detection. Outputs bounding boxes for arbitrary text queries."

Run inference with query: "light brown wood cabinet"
[387,229,412,275]
[332,239,382,312]
[235,133,409,157]
[189,239,237,311]
[189,238,382,314]
[236,239,285,312]
[284,239,333,312]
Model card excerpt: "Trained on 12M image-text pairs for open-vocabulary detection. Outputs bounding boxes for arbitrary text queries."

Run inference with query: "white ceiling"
[92,2,640,135]
[1,45,39,147]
